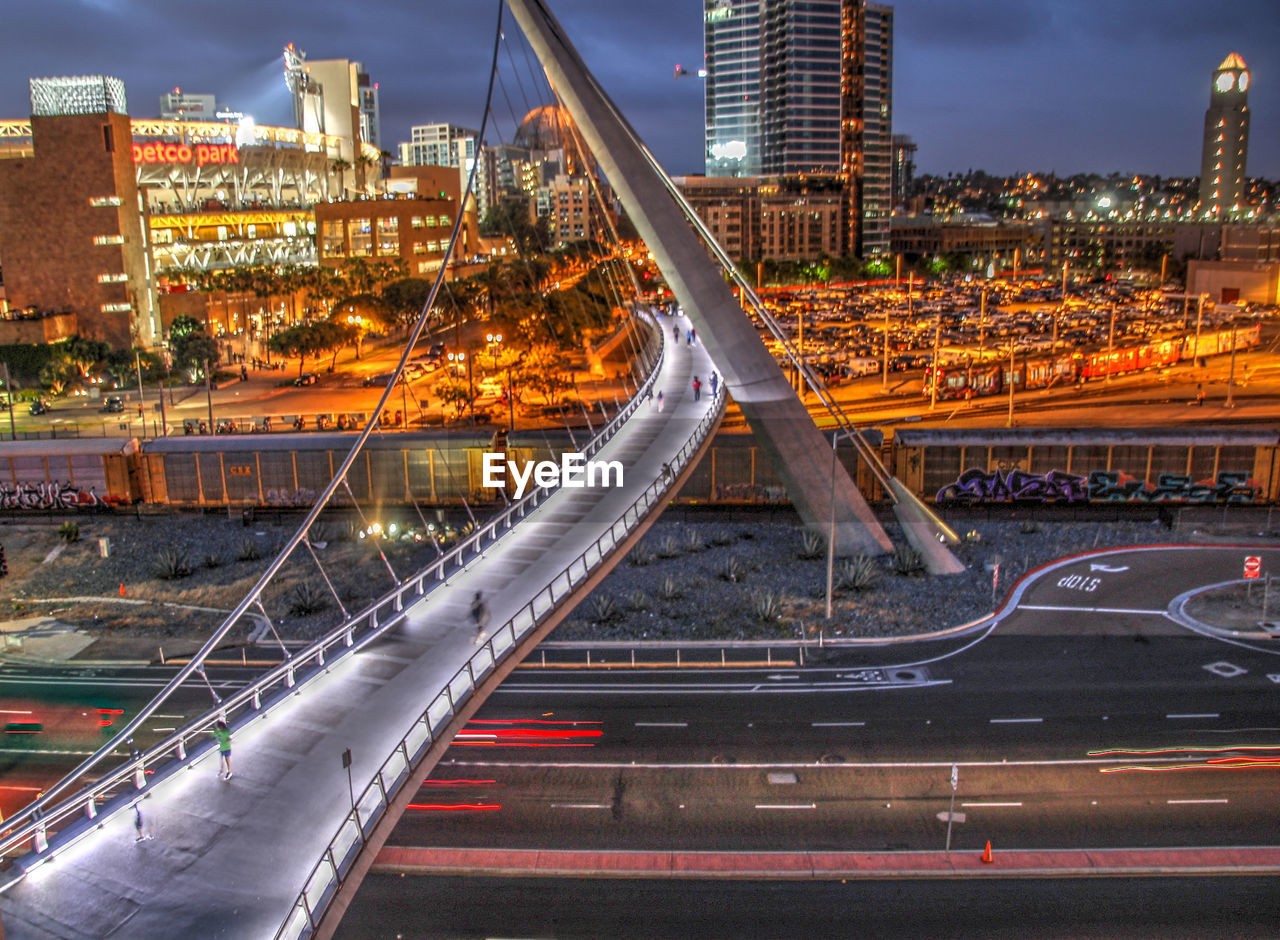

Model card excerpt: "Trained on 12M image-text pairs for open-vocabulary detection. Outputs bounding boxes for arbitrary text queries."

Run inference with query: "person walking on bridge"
[692,376,702,401]
[212,720,232,780]
[471,591,490,645]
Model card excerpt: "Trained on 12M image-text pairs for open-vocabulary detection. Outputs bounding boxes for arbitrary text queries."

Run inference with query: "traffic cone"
[119,583,126,597]
[981,840,993,864]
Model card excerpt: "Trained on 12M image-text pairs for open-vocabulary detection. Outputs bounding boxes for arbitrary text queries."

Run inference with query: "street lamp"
[448,351,474,427]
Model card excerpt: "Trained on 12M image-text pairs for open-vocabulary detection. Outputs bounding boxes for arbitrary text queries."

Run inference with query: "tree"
[330,158,352,197]
[520,344,573,405]
[169,318,220,381]
[268,324,328,377]
[380,277,435,332]
[435,378,472,421]
[39,352,75,395]
[62,335,109,378]
[315,320,359,371]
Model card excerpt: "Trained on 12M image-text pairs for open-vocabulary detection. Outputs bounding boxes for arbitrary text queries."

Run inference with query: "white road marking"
[1089,564,1130,573]
[961,802,1022,808]
[755,803,816,810]
[550,803,611,809]
[1019,605,1165,615]
[1268,674,1280,684]
[634,722,687,728]
[1166,713,1220,719]
[495,679,953,695]
[1204,661,1247,678]
[151,727,176,733]
[811,721,866,727]
[1167,799,1229,805]
[990,717,1043,724]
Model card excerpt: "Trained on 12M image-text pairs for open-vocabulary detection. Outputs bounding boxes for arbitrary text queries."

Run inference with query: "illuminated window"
[97,272,128,283]
[349,218,372,256]
[412,242,426,255]
[417,259,442,275]
[283,221,297,237]
[93,234,124,246]
[100,302,132,313]
[89,196,121,207]
[376,216,399,255]
[321,220,344,257]
[411,216,426,229]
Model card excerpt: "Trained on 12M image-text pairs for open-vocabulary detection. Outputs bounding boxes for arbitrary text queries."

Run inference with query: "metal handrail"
[275,385,726,938]
[0,315,663,865]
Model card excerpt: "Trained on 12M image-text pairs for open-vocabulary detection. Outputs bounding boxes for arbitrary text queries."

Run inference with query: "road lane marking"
[755,803,815,810]
[151,727,176,733]
[634,722,687,728]
[495,679,954,695]
[551,804,610,810]
[961,802,1022,808]
[1019,605,1165,615]
[1167,799,1229,805]
[1166,713,1220,719]
[812,722,866,727]
[990,718,1043,724]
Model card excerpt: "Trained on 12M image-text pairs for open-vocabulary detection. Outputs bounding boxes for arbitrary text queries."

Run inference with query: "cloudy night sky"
[3,0,1278,179]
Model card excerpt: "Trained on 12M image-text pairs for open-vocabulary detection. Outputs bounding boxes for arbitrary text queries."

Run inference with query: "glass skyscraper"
[703,0,893,256]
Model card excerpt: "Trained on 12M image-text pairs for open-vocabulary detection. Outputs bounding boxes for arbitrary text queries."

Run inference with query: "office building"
[1198,52,1250,218]
[283,46,381,169]
[890,134,915,210]
[702,0,893,256]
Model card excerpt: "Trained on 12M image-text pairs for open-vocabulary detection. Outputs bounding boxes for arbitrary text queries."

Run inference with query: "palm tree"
[330,158,352,199]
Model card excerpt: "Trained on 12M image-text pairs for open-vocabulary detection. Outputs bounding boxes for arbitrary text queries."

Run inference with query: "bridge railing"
[0,314,663,869]
[276,387,726,939]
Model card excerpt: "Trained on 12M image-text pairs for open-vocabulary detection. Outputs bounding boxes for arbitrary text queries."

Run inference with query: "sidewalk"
[374,844,1280,879]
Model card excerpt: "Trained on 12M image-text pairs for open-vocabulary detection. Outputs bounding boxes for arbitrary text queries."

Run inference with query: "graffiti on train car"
[937,467,1257,504]
[263,488,319,507]
[1086,470,1256,504]
[936,467,1088,502]
[0,481,103,510]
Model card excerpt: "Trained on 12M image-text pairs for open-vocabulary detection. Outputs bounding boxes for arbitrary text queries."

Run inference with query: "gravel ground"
[0,510,1171,646]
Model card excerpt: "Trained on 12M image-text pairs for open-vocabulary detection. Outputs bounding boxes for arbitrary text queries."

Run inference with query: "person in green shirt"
[212,720,232,780]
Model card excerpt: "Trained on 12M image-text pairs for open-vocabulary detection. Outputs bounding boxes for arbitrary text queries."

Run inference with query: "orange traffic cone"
[981,840,993,864]
[119,583,126,597]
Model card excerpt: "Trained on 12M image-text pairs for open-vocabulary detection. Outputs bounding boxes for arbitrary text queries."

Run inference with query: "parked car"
[294,372,318,386]
[362,372,399,388]
[100,396,124,413]
[28,400,49,416]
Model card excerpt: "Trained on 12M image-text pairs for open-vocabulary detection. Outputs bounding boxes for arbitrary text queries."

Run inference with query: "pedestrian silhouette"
[710,372,719,397]
[212,719,232,780]
[133,804,153,842]
[692,376,702,401]
[471,591,490,644]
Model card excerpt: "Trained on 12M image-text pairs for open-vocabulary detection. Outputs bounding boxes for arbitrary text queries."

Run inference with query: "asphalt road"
[340,874,1280,939]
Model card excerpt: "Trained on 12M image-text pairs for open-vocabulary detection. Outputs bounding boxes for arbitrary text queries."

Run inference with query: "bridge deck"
[0,326,719,938]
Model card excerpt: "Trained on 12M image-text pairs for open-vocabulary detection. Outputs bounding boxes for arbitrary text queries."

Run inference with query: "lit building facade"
[703,0,893,257]
[0,77,157,347]
[890,133,915,210]
[1198,52,1250,218]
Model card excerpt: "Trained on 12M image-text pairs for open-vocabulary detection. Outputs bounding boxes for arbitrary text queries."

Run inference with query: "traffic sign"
[1244,556,1262,579]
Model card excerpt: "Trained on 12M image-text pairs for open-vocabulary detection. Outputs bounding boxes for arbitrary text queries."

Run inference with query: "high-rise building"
[1199,52,1250,218]
[890,134,916,210]
[283,46,380,167]
[398,123,479,169]
[703,0,893,256]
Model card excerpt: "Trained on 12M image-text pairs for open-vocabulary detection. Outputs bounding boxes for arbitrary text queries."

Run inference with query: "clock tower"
[1198,52,1250,218]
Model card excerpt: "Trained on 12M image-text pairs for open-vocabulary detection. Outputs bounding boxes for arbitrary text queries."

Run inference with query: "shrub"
[737,530,755,541]
[709,531,734,547]
[56,521,80,543]
[629,546,657,567]
[287,582,331,616]
[750,590,784,622]
[836,554,879,592]
[892,544,924,576]
[624,590,650,612]
[797,530,825,560]
[309,521,331,544]
[657,576,683,600]
[236,540,262,562]
[1020,519,1040,534]
[684,528,705,553]
[656,536,682,559]
[718,555,746,583]
[153,547,192,580]
[589,594,622,624]
[203,554,223,570]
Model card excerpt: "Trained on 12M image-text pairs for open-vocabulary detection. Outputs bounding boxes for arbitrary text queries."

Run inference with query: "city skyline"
[0,0,1277,181]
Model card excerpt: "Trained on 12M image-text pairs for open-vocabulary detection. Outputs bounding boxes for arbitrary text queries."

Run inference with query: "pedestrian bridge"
[0,324,724,937]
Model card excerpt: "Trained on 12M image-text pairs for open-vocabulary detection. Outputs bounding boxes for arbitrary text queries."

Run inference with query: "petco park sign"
[131,142,239,167]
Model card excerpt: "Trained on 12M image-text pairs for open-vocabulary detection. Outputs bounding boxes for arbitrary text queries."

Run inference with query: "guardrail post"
[85,797,97,820]
[177,737,186,760]
[134,763,146,790]
[286,666,295,689]
[394,593,403,613]
[345,629,354,647]
[318,647,326,666]
[253,690,261,710]
[34,825,47,854]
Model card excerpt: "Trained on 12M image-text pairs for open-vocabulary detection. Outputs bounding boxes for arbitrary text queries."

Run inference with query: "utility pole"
[1106,304,1116,384]
[929,306,942,411]
[1,362,15,442]
[1226,320,1238,409]
[1054,260,1067,350]
[1006,341,1016,428]
[1194,293,1206,367]
[882,301,890,391]
[204,358,215,433]
[945,764,959,853]
[1160,253,1168,288]
[134,351,147,438]
[895,253,902,289]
